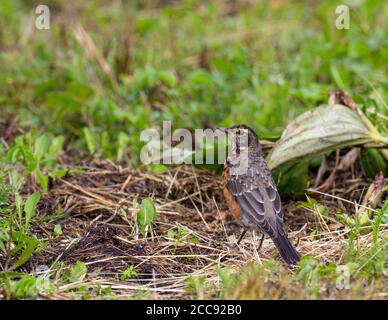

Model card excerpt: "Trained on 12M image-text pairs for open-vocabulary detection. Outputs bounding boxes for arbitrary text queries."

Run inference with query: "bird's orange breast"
[223,167,241,220]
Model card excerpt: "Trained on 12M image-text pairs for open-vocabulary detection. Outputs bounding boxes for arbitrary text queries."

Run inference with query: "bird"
[219,124,300,265]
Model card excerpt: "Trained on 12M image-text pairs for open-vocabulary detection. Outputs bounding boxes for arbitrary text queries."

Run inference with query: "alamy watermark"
[35,4,350,32]
[140,121,249,175]
[336,5,350,29]
[336,265,351,290]
[35,5,50,30]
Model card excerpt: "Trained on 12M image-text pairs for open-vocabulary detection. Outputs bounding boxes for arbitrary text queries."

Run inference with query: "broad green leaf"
[24,192,41,229]
[34,133,51,160]
[267,104,387,169]
[137,197,156,237]
[46,135,65,164]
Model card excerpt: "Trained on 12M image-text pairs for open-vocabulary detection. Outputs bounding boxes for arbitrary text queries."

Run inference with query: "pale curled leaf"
[267,104,379,169]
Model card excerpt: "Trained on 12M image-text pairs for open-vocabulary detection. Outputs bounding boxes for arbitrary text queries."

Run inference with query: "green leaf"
[120,266,138,281]
[159,70,177,87]
[49,168,68,179]
[117,132,130,161]
[6,145,20,163]
[294,256,318,281]
[137,197,156,237]
[15,194,23,222]
[66,82,93,101]
[83,127,96,154]
[46,135,65,164]
[360,148,388,179]
[23,146,38,173]
[36,169,49,193]
[272,162,309,194]
[6,274,52,299]
[68,261,87,282]
[9,170,24,190]
[146,164,167,174]
[53,224,62,236]
[10,237,39,270]
[0,241,6,254]
[34,133,51,160]
[330,65,347,91]
[185,275,206,297]
[24,192,41,229]
[167,229,176,241]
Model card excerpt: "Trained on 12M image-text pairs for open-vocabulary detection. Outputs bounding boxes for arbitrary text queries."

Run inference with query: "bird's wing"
[227,178,285,236]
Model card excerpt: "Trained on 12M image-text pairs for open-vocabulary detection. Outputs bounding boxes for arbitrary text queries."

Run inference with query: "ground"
[2,159,385,299]
[0,0,387,300]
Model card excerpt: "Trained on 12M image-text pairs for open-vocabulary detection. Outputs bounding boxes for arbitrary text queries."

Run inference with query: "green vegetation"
[0,0,387,299]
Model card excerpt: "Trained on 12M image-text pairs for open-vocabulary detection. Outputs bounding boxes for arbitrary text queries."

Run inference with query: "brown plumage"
[223,168,241,219]
[222,124,300,265]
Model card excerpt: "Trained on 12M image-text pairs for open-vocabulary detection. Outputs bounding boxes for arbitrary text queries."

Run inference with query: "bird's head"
[217,124,260,150]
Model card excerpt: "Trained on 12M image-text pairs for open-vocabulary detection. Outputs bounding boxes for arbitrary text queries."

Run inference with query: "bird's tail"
[272,234,300,266]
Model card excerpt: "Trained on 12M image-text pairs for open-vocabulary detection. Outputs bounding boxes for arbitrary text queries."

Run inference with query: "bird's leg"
[257,234,265,252]
[236,228,248,246]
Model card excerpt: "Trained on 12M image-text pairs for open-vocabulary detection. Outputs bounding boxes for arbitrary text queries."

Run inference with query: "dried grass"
[23,160,387,299]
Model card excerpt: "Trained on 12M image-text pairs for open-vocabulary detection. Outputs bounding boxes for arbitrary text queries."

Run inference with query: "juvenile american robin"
[220,124,300,265]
